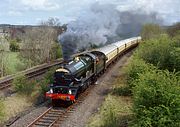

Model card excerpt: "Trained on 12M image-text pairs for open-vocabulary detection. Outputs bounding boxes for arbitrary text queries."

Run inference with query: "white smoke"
[58,2,162,60]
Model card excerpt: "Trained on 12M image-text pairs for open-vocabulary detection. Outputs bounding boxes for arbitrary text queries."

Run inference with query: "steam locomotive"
[46,36,141,104]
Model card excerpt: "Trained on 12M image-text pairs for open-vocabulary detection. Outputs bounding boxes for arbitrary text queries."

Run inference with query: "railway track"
[0,59,63,90]
[27,85,93,127]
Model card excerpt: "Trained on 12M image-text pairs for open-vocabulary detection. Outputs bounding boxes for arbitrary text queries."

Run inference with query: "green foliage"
[37,67,56,94]
[9,39,20,52]
[135,35,180,72]
[6,52,27,75]
[132,70,180,127]
[167,47,180,72]
[126,35,180,126]
[12,74,35,95]
[126,57,156,89]
[112,86,131,96]
[101,96,123,127]
[38,78,50,94]
[141,23,164,40]
[172,34,180,47]
[50,42,62,59]
[44,67,56,84]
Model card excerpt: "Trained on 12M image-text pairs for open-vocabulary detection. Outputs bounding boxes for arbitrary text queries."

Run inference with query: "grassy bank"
[87,73,133,127]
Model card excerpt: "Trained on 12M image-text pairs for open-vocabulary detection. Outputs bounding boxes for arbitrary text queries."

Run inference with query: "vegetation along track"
[0,59,63,90]
[27,85,94,127]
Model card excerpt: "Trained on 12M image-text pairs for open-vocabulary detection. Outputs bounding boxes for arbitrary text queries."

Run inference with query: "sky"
[0,0,179,25]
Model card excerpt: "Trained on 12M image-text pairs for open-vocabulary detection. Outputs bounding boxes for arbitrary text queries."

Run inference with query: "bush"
[13,74,35,95]
[44,67,56,84]
[135,35,180,72]
[132,70,180,127]
[37,68,56,94]
[126,58,156,89]
[112,86,132,96]
[38,78,50,94]
[9,40,20,52]
[167,47,180,72]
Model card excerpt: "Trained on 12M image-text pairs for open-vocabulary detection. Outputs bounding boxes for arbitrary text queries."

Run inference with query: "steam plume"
[58,3,162,61]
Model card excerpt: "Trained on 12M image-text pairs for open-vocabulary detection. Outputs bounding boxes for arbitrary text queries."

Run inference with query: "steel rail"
[27,85,94,127]
[0,59,63,90]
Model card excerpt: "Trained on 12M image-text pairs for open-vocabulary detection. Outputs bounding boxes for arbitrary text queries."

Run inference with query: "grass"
[0,99,5,123]
[6,52,26,74]
[87,73,133,127]
[0,95,32,124]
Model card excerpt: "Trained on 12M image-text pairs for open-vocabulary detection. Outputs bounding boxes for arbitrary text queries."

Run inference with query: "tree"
[19,27,56,67]
[40,17,61,26]
[19,18,63,67]
[141,24,163,40]
[0,37,9,77]
[40,17,66,39]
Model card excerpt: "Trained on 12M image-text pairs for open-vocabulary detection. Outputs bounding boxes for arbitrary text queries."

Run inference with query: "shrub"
[113,86,132,96]
[135,35,180,72]
[171,34,180,47]
[38,78,50,94]
[12,74,35,95]
[126,58,156,89]
[166,47,180,72]
[37,68,56,94]
[44,67,56,84]
[9,40,20,52]
[132,70,180,127]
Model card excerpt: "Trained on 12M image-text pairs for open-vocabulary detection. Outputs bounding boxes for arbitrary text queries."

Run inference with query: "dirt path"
[60,51,133,127]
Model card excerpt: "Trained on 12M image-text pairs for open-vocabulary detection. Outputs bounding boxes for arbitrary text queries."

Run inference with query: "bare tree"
[0,37,9,77]
[40,17,61,26]
[20,26,56,67]
[19,18,63,68]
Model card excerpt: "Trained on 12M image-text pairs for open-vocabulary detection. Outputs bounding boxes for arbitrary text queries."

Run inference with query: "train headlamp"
[69,89,72,94]
[50,88,53,94]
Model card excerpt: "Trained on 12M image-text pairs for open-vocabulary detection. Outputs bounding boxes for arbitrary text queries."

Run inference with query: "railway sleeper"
[47,112,63,115]
[38,119,53,123]
[42,116,57,120]
[45,114,60,117]
[35,122,51,126]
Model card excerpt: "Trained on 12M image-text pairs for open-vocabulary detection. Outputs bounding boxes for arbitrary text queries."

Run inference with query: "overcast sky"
[0,0,179,25]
